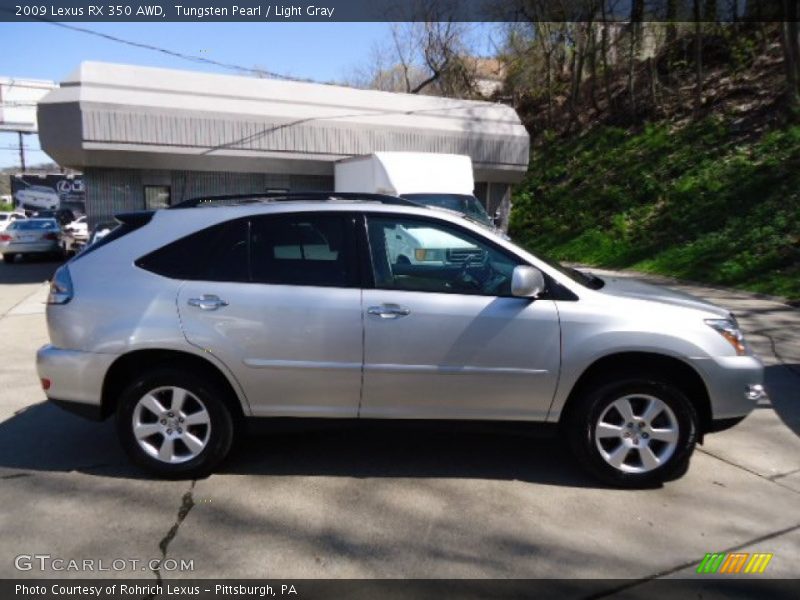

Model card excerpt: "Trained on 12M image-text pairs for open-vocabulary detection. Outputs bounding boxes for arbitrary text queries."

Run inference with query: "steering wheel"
[457,251,491,290]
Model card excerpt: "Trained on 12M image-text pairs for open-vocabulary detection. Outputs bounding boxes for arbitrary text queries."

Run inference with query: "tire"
[565,376,698,488]
[116,368,235,478]
[2,253,14,264]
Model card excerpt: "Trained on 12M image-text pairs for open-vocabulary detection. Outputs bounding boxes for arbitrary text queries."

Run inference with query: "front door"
[360,215,561,420]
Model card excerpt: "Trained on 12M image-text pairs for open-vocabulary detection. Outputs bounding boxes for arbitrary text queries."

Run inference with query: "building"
[37,62,529,225]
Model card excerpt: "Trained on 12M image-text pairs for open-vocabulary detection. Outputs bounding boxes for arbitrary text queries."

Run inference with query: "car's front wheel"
[116,369,235,478]
[566,377,698,488]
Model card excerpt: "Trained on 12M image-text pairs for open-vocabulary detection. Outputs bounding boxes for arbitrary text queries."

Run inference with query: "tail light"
[43,233,59,241]
[0,234,11,242]
[47,265,73,305]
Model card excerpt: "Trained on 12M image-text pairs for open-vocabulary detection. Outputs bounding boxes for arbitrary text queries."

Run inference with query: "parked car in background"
[1,218,63,263]
[335,152,497,228]
[62,216,90,256]
[0,211,27,232]
[65,215,89,240]
[36,194,764,487]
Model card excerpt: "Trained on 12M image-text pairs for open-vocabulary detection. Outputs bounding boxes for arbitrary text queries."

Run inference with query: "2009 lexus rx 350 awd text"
[36,194,764,487]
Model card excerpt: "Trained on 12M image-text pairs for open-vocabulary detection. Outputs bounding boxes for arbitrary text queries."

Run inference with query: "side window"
[366,216,520,296]
[136,219,249,282]
[250,214,356,287]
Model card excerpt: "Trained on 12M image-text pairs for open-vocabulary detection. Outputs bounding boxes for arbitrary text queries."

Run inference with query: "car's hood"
[595,276,730,318]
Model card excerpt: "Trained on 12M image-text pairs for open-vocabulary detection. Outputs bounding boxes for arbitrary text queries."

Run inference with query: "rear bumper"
[1,241,61,254]
[689,354,765,421]
[36,344,117,419]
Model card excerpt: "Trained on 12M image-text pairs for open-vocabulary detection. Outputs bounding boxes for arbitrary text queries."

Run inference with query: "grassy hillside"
[509,117,800,301]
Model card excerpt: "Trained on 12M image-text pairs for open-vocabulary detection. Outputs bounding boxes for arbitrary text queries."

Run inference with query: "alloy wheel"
[131,386,212,464]
[594,394,679,474]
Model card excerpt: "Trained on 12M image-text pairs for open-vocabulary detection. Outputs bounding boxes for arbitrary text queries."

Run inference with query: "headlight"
[705,318,747,355]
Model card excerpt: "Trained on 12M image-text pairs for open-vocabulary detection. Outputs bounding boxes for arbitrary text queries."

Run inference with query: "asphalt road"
[0,257,797,586]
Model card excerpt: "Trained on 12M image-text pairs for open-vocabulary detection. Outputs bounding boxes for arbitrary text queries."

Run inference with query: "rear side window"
[137,213,356,287]
[10,220,58,230]
[136,219,249,282]
[250,214,356,287]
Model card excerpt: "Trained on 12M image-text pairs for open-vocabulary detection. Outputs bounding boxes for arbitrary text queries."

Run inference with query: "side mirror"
[511,266,545,298]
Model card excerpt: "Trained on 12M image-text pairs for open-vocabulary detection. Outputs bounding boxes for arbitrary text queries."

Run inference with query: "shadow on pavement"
[0,255,63,285]
[765,363,800,438]
[0,401,608,489]
[0,402,141,478]
[223,421,603,488]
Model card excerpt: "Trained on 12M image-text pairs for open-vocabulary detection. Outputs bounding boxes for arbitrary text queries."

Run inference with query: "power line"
[42,20,323,84]
[0,82,56,90]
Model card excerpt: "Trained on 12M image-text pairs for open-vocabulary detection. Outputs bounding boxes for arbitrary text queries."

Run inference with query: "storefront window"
[144,186,171,209]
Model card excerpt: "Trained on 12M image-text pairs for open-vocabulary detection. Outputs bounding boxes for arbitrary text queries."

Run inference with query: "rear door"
[141,212,364,417]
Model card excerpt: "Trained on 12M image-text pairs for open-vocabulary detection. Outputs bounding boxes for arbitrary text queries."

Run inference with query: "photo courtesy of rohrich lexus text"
[0,0,797,598]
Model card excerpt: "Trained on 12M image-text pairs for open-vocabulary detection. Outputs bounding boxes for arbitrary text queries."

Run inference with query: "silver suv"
[36,194,764,487]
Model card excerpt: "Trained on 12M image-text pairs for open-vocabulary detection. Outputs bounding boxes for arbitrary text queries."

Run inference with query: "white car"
[0,211,27,232]
[64,216,89,242]
[15,186,60,211]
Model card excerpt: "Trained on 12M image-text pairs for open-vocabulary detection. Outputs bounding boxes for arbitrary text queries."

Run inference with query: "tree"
[780,0,800,112]
[345,18,479,98]
[693,0,704,117]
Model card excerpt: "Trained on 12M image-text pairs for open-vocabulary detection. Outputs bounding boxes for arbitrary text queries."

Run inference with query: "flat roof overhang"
[38,62,530,183]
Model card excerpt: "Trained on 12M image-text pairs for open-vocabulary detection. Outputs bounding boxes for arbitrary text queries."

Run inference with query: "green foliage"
[510,118,800,300]
[0,203,14,212]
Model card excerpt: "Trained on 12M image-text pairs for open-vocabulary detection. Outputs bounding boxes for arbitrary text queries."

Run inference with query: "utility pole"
[17,131,26,172]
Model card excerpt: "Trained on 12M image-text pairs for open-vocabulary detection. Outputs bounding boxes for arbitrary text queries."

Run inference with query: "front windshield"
[401,194,494,228]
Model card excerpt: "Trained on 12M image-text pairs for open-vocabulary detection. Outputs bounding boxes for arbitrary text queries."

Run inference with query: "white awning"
[38,62,529,183]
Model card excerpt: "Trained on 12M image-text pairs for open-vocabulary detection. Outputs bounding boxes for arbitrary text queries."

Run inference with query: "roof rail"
[169,191,422,209]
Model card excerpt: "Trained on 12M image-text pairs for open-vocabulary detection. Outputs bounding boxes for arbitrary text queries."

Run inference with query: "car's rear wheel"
[566,377,698,488]
[116,369,235,478]
[3,253,14,264]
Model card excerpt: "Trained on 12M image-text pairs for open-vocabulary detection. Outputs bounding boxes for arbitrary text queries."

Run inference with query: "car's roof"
[140,199,500,252]
[162,199,490,230]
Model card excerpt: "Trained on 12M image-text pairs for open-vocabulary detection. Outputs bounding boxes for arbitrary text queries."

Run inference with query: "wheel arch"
[100,348,249,421]
[558,351,712,434]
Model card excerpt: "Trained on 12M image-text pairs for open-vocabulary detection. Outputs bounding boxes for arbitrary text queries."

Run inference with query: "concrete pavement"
[0,258,797,585]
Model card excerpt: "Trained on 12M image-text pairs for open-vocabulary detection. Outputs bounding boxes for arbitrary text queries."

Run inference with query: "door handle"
[187,294,229,311]
[367,304,411,319]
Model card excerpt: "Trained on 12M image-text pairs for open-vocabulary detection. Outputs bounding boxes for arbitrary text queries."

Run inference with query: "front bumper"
[689,354,765,421]
[36,345,117,420]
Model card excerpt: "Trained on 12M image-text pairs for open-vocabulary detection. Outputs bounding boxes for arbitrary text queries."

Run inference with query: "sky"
[0,21,499,169]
